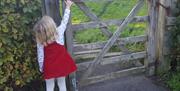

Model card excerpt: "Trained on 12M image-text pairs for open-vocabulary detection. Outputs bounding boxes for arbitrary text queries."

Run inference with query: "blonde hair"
[33,16,58,46]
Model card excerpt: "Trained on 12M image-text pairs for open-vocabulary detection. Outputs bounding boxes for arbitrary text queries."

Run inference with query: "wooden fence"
[42,0,177,90]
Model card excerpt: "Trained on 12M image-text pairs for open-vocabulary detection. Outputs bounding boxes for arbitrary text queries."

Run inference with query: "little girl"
[33,0,77,91]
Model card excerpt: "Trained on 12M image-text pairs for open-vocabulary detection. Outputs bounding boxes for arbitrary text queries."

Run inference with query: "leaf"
[9,64,13,70]
[0,77,7,84]
[15,80,20,85]
[0,61,3,66]
[23,8,28,13]
[0,48,5,53]
[12,34,18,39]
[20,0,25,4]
[0,2,5,6]
[8,16,14,21]
[23,65,27,71]
[6,0,11,3]
[1,25,8,33]
[0,42,2,48]
[14,63,19,68]
[8,55,13,61]
[12,28,18,34]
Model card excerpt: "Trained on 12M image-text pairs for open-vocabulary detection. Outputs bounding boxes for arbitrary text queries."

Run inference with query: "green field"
[71,0,148,44]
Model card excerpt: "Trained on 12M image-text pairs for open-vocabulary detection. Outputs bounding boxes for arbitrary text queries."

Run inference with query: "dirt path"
[79,75,169,91]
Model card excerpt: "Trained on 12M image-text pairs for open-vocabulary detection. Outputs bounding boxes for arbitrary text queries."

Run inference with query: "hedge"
[0,0,42,90]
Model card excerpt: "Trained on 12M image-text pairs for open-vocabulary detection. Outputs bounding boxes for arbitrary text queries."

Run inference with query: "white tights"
[45,77,67,91]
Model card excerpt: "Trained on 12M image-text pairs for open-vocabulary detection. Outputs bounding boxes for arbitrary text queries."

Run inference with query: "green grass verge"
[71,0,148,23]
[162,70,180,91]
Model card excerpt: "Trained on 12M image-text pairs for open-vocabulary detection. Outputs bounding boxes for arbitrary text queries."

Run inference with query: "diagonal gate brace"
[75,1,113,37]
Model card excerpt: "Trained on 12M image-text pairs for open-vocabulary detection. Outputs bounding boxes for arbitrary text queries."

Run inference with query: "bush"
[0,0,42,90]
[165,2,180,91]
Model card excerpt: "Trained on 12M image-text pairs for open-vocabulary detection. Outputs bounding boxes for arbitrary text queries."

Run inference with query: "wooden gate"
[64,0,158,90]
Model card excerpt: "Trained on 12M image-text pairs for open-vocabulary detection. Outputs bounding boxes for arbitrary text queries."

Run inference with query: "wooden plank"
[72,16,149,31]
[75,49,101,55]
[74,1,113,37]
[101,51,146,65]
[65,12,73,55]
[77,51,146,71]
[80,0,145,82]
[74,35,147,52]
[166,16,176,26]
[62,2,78,91]
[63,0,73,55]
[79,66,146,86]
[75,51,124,59]
[118,43,131,54]
[169,0,177,15]
[164,1,177,54]
[156,0,170,75]
[146,0,158,76]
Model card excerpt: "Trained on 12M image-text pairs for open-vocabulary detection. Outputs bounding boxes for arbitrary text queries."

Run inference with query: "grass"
[108,42,145,52]
[162,68,180,91]
[67,0,148,56]
[71,0,148,23]
[167,72,180,91]
[71,0,148,44]
[161,60,180,91]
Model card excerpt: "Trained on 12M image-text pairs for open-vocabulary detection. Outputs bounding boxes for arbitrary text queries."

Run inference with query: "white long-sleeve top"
[37,9,70,72]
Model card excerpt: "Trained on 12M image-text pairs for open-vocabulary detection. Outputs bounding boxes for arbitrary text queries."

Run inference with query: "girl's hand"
[65,0,73,9]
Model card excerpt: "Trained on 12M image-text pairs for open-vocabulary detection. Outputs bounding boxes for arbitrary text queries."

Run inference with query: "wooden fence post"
[156,0,171,74]
[42,0,61,25]
[65,18,78,91]
[61,1,78,91]
[147,0,158,76]
[156,0,179,74]
[65,10,78,91]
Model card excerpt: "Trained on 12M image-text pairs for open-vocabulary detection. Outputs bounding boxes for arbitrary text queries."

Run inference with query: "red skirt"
[43,42,77,79]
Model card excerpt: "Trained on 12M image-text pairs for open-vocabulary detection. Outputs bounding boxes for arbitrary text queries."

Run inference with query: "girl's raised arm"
[56,0,73,45]
[56,8,71,36]
[57,0,73,34]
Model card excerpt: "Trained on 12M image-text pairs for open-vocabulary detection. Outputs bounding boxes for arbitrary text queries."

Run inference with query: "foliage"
[164,2,180,91]
[171,16,180,55]
[167,72,180,91]
[0,0,42,90]
[162,68,180,91]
